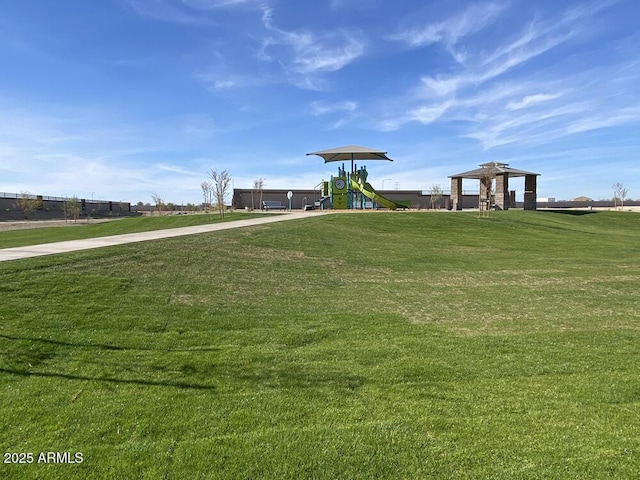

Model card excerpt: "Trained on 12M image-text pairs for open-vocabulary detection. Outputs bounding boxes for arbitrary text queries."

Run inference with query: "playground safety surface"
[0,212,327,262]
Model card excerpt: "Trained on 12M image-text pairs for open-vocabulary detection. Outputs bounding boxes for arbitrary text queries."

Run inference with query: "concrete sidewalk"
[0,212,324,262]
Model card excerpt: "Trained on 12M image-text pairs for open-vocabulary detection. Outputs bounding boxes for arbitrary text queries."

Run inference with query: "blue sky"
[1,0,639,204]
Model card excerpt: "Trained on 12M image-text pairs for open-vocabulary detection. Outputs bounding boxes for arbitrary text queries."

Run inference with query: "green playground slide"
[349,177,410,210]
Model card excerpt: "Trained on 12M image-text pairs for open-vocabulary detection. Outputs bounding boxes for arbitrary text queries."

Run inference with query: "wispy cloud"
[128,0,216,25]
[505,93,564,111]
[129,0,272,26]
[180,0,274,27]
[152,0,367,91]
[157,163,200,176]
[309,100,359,128]
[195,70,274,90]
[388,2,506,63]
[0,106,225,201]
[259,28,365,84]
[310,100,357,116]
[416,23,574,102]
[376,1,638,151]
[563,104,640,135]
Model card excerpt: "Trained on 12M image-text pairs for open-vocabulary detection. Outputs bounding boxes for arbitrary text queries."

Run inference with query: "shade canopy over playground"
[306,145,394,163]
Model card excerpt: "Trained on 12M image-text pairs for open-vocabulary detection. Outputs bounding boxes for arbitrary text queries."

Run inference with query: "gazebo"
[449,162,540,211]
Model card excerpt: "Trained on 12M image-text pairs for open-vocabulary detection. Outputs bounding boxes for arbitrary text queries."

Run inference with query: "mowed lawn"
[1,211,639,479]
[0,212,266,249]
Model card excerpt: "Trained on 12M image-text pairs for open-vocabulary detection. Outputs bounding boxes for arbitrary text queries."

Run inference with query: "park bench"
[261,200,287,211]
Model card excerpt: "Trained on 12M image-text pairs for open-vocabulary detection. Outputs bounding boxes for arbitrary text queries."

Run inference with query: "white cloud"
[129,0,275,34]
[181,0,252,7]
[387,2,506,60]
[310,100,357,116]
[564,104,640,135]
[128,0,216,25]
[150,0,364,87]
[157,163,201,176]
[195,70,274,90]
[506,93,564,111]
[415,25,573,102]
[180,0,274,27]
[464,102,593,149]
[0,106,227,202]
[253,25,366,90]
[375,0,636,152]
[266,29,364,76]
[419,76,465,98]
[408,101,453,125]
[309,100,359,129]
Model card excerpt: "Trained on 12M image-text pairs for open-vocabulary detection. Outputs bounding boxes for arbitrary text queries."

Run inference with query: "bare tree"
[251,179,258,210]
[478,163,498,217]
[428,184,443,210]
[151,193,164,216]
[252,178,265,210]
[208,169,232,218]
[201,181,213,212]
[14,191,42,219]
[612,182,628,210]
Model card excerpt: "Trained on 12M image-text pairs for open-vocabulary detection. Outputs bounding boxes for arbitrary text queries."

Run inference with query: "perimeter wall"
[232,189,639,210]
[232,189,477,210]
[0,193,132,221]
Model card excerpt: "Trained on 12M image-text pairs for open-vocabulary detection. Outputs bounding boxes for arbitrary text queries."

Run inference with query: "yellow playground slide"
[349,176,410,210]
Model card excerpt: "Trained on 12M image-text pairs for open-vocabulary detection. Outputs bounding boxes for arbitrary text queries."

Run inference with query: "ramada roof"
[449,162,540,179]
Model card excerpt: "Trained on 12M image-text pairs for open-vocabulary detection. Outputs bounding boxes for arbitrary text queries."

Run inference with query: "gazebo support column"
[450,177,462,210]
[524,174,537,210]
[495,173,509,210]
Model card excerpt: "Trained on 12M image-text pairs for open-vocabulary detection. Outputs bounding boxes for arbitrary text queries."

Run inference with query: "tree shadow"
[540,209,599,216]
[0,333,219,390]
[0,333,220,352]
[0,367,216,390]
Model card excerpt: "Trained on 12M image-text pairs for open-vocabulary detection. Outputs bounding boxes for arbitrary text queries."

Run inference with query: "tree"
[612,182,628,210]
[63,195,81,223]
[14,191,42,219]
[428,184,443,210]
[151,193,164,216]
[201,181,213,212]
[208,169,232,218]
[252,178,265,210]
[478,163,498,217]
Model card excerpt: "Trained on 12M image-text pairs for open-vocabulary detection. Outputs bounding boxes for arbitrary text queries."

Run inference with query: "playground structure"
[307,145,410,210]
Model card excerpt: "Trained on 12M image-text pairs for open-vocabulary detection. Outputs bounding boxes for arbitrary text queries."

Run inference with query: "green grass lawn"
[0,212,266,249]
[1,211,639,479]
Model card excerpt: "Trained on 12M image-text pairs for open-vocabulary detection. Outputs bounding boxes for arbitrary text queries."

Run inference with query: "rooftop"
[450,162,540,179]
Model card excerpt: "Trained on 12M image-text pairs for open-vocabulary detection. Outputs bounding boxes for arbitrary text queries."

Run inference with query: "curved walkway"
[0,212,326,262]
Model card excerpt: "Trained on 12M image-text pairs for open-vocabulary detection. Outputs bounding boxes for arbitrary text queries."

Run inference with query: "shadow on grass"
[0,367,217,390]
[0,334,219,390]
[0,334,220,352]
[540,209,600,216]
